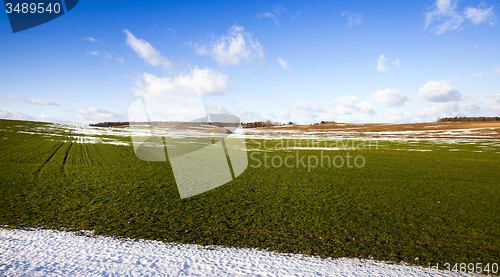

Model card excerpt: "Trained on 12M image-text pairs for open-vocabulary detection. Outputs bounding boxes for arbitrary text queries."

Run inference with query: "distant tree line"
[312,121,336,125]
[241,121,282,128]
[90,121,285,128]
[437,116,500,122]
[89,122,130,127]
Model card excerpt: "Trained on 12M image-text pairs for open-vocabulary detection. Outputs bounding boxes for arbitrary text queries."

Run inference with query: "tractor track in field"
[84,143,93,166]
[62,139,74,166]
[37,131,72,176]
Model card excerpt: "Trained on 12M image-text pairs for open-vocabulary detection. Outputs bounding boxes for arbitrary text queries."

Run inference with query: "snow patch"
[0,228,481,277]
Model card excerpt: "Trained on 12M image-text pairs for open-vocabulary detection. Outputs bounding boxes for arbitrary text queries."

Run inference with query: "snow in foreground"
[0,228,481,277]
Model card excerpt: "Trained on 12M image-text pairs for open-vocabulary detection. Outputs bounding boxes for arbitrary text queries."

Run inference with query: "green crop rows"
[1,119,500,272]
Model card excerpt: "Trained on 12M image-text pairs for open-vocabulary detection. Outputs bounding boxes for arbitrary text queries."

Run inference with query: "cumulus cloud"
[376,55,400,72]
[205,102,229,114]
[277,57,290,69]
[0,109,76,124]
[465,6,496,25]
[424,0,496,35]
[234,108,268,123]
[377,55,388,72]
[341,12,362,27]
[487,93,500,106]
[195,25,264,66]
[420,101,461,119]
[329,96,373,115]
[424,0,464,34]
[293,102,323,113]
[133,67,231,99]
[279,111,290,120]
[124,29,173,69]
[130,68,231,122]
[357,101,374,115]
[23,98,60,106]
[371,89,409,107]
[257,4,285,26]
[418,80,462,102]
[0,109,33,120]
[292,102,326,123]
[72,107,125,123]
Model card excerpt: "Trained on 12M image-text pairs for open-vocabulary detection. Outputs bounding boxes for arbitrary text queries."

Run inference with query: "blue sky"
[1,0,499,125]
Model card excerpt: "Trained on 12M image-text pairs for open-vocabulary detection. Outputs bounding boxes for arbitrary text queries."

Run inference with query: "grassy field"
[1,119,500,273]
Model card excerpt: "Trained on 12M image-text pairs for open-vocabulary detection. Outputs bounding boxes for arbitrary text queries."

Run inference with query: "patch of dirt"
[248,122,500,140]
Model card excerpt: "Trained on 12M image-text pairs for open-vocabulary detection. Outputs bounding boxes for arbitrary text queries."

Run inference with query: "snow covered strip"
[0,228,483,276]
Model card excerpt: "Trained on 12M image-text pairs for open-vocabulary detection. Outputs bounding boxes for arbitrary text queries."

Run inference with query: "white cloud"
[357,101,374,115]
[258,4,285,26]
[114,89,128,98]
[329,95,373,116]
[205,101,228,114]
[133,67,230,99]
[494,65,500,75]
[371,89,409,107]
[293,102,319,113]
[291,10,301,21]
[279,111,290,119]
[0,109,33,120]
[424,0,464,34]
[487,93,500,105]
[83,37,103,44]
[420,101,461,119]
[292,102,325,123]
[377,55,400,72]
[73,107,125,123]
[258,12,277,23]
[124,29,173,69]
[195,25,264,66]
[424,0,496,35]
[341,12,362,27]
[115,56,125,64]
[23,98,60,106]
[418,80,462,102]
[130,68,231,122]
[192,68,232,95]
[465,6,496,25]
[277,57,290,69]
[165,28,176,37]
[7,95,18,101]
[392,59,400,68]
[87,50,123,64]
[234,108,268,123]
[377,55,388,72]
[467,72,483,78]
[0,109,77,124]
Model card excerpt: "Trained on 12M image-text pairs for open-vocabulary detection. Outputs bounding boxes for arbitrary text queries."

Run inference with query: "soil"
[249,122,500,140]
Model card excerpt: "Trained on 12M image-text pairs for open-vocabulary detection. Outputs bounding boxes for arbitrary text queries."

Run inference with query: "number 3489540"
[5,2,62,14]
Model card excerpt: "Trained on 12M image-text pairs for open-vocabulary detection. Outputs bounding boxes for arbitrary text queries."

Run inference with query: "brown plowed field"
[248,122,500,140]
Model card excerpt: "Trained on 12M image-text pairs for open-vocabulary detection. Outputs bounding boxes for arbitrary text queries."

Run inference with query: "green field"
[1,119,500,272]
